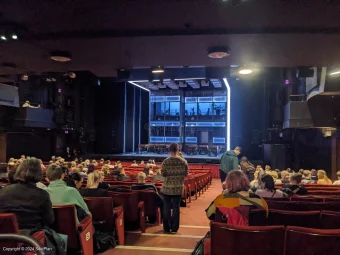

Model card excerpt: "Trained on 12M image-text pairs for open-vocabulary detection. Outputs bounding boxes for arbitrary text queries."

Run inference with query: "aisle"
[102,179,221,254]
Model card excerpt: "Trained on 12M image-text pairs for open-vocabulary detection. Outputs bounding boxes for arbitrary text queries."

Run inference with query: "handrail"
[0,233,44,255]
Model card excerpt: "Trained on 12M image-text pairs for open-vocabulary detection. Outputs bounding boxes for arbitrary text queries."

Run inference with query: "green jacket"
[44,180,90,221]
[220,150,239,174]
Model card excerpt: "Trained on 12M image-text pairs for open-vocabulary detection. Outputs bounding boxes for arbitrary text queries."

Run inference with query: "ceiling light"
[239,68,253,75]
[50,50,72,62]
[207,46,230,59]
[1,36,7,41]
[152,66,164,73]
[21,74,28,81]
[330,71,340,76]
[12,34,18,40]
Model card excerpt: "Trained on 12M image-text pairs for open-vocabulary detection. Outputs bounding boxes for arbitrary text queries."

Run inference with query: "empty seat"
[268,209,320,228]
[108,191,146,232]
[205,222,285,255]
[136,190,161,225]
[320,210,340,229]
[285,226,340,255]
[84,197,125,245]
[291,196,324,202]
[52,204,93,255]
[266,201,298,211]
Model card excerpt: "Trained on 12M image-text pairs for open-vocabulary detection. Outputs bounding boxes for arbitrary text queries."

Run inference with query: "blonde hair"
[137,172,146,182]
[97,170,105,182]
[86,172,101,187]
[268,171,279,180]
[281,170,289,179]
[337,171,340,180]
[303,170,311,178]
[317,170,332,183]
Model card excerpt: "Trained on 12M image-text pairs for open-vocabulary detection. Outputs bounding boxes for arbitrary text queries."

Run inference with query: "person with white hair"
[131,172,157,192]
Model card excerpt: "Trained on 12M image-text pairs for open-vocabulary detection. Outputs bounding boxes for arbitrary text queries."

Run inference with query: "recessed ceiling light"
[1,36,7,41]
[152,66,164,73]
[50,50,72,62]
[207,46,230,59]
[12,34,18,40]
[239,68,253,75]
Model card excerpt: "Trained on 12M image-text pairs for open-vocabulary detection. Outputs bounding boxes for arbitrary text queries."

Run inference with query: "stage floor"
[86,152,222,164]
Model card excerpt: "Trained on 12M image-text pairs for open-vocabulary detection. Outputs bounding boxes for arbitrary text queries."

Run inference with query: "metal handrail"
[0,233,44,255]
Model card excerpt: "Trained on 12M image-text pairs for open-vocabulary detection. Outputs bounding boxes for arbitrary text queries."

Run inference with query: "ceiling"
[1,0,340,77]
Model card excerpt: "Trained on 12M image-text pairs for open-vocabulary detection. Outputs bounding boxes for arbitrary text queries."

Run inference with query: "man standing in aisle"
[220,146,241,183]
[161,143,188,234]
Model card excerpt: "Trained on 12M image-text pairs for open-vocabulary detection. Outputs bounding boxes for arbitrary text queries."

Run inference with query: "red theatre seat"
[0,213,45,254]
[205,222,285,255]
[52,204,93,255]
[290,196,324,202]
[320,210,340,229]
[137,190,161,225]
[268,209,321,228]
[285,226,340,255]
[108,191,146,232]
[84,197,125,245]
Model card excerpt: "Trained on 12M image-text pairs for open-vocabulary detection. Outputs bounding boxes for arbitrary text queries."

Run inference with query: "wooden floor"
[100,179,221,255]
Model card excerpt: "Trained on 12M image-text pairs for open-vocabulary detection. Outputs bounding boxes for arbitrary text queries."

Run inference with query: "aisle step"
[114,245,192,254]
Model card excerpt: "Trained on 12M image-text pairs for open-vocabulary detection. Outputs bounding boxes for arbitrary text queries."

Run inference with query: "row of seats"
[267,200,340,211]
[204,222,340,255]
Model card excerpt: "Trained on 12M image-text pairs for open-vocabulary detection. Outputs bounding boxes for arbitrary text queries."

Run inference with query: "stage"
[85,152,222,164]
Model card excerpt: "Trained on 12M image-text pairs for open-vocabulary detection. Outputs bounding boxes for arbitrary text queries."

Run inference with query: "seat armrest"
[138,201,146,233]
[77,216,92,231]
[204,238,211,255]
[32,231,46,246]
[113,206,124,218]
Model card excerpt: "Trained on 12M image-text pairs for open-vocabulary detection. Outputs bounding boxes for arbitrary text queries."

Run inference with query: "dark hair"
[290,173,303,184]
[226,170,250,193]
[67,173,83,188]
[261,174,275,191]
[169,143,179,153]
[87,164,95,174]
[46,164,64,181]
[14,158,43,183]
[8,165,19,184]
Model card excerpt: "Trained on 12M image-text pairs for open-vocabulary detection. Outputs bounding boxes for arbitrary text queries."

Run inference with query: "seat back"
[0,213,19,249]
[267,201,298,211]
[285,226,340,255]
[268,209,320,228]
[108,191,139,223]
[52,204,79,249]
[84,197,114,231]
[210,222,285,255]
[291,196,323,202]
[320,210,340,229]
[249,209,267,226]
[137,190,158,218]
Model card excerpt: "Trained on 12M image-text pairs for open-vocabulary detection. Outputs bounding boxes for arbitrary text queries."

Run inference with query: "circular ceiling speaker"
[50,50,72,62]
[207,46,230,59]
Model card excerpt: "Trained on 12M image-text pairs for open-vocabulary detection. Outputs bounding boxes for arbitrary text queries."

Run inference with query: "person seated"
[101,164,110,174]
[140,160,145,167]
[0,158,54,229]
[250,167,265,191]
[146,159,156,168]
[20,155,26,160]
[177,152,184,158]
[280,170,290,184]
[44,164,91,221]
[22,100,32,107]
[66,173,84,190]
[51,156,56,162]
[310,169,318,182]
[0,163,8,178]
[151,167,164,181]
[8,158,15,166]
[97,170,110,189]
[265,165,271,171]
[240,156,255,182]
[71,161,77,169]
[286,168,293,173]
[317,170,332,185]
[206,170,268,224]
[80,172,108,197]
[282,173,308,196]
[268,170,282,184]
[332,171,340,185]
[98,158,105,166]
[87,164,95,174]
[131,160,139,167]
[301,170,313,184]
[91,160,98,167]
[117,168,131,181]
[298,169,304,175]
[256,175,287,198]
[132,172,158,192]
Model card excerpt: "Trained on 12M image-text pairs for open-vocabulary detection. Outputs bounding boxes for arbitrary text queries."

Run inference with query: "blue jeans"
[163,194,181,232]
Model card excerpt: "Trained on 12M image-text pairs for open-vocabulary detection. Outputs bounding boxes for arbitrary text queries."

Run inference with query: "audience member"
[97,170,110,189]
[219,146,241,184]
[280,170,290,184]
[317,170,332,185]
[151,167,164,181]
[65,146,73,161]
[311,169,318,181]
[117,168,131,181]
[87,164,95,174]
[265,165,271,171]
[177,152,183,158]
[298,169,304,175]
[101,164,110,174]
[206,170,268,225]
[240,156,255,182]
[161,143,188,234]
[268,170,281,184]
[131,160,139,167]
[301,170,313,184]
[0,163,8,178]
[140,160,145,166]
[283,173,308,195]
[67,173,84,190]
[80,172,108,197]
[256,174,287,198]
[44,164,90,221]
[0,158,54,229]
[132,172,157,192]
[286,168,293,173]
[333,171,340,185]
[91,160,98,167]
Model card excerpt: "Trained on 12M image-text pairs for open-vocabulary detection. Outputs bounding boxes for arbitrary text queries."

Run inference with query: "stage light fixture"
[238,67,253,75]
[207,46,230,59]
[50,50,72,62]
[330,71,340,76]
[152,66,164,73]
[12,34,18,40]
[1,35,7,41]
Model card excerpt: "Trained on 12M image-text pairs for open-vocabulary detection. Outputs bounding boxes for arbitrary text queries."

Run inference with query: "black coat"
[0,182,54,229]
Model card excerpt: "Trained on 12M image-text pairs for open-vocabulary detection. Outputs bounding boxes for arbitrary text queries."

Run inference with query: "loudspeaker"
[263,144,288,170]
